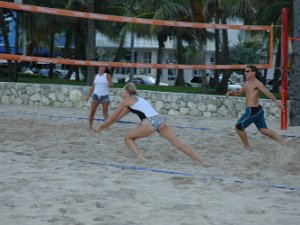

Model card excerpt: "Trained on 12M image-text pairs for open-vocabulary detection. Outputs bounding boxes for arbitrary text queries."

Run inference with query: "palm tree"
[226,0,292,92]
[86,0,96,85]
[189,0,213,93]
[251,0,292,92]
[19,0,76,78]
[202,0,222,89]
[94,0,146,78]
[141,0,192,86]
[0,8,14,81]
[290,0,300,125]
[203,0,234,93]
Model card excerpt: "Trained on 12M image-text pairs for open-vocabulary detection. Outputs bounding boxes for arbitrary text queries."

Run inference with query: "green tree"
[228,0,292,92]
[143,0,191,86]
[0,8,14,81]
[230,42,262,64]
[203,0,234,93]
[86,0,96,85]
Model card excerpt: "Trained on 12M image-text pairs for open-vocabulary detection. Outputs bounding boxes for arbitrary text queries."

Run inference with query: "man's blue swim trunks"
[236,105,268,131]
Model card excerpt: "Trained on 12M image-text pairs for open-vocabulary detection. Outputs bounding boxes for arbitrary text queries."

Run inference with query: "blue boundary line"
[34,114,212,131]
[3,151,300,191]
[63,115,299,136]
[4,111,300,135]
[79,160,300,191]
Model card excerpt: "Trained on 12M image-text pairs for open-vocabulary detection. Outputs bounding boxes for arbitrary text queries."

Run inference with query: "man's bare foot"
[244,144,252,151]
[199,159,210,167]
[137,156,145,163]
[281,139,288,151]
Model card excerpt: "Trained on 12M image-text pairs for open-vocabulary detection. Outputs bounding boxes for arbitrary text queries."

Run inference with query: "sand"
[0,104,299,225]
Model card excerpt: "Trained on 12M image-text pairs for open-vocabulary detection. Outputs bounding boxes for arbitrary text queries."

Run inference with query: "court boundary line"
[2,110,300,136]
[1,150,299,191]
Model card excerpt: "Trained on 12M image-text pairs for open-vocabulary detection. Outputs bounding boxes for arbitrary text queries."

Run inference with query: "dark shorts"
[236,105,267,131]
[92,94,110,104]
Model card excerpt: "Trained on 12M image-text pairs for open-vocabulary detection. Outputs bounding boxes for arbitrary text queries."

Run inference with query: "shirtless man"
[226,65,286,150]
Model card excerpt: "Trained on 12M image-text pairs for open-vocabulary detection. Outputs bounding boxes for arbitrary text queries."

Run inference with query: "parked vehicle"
[22,63,84,80]
[227,79,242,91]
[125,75,169,86]
[54,69,84,80]
[185,75,210,88]
[266,78,291,93]
[186,76,242,91]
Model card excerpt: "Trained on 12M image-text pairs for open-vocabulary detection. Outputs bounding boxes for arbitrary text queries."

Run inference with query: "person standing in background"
[85,66,113,129]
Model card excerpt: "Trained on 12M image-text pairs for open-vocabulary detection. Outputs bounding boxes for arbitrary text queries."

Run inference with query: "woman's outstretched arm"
[94,101,128,132]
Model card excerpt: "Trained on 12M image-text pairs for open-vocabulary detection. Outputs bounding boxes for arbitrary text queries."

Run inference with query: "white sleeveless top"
[128,96,158,120]
[93,73,110,96]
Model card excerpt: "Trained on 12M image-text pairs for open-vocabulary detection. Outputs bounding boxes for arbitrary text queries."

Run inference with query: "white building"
[95,19,246,85]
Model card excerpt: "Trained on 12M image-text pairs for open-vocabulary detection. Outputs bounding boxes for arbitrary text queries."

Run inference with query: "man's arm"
[226,86,245,97]
[257,81,284,109]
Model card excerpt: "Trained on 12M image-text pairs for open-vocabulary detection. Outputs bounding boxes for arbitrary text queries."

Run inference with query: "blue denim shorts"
[92,94,110,104]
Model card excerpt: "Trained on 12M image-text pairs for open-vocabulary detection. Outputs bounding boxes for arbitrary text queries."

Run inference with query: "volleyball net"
[0,1,274,71]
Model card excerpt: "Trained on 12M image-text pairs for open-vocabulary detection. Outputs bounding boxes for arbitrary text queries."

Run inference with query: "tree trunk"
[175,29,185,86]
[290,0,300,125]
[196,29,207,94]
[13,10,20,82]
[0,9,13,81]
[86,0,95,85]
[273,42,281,92]
[212,0,220,88]
[48,33,55,79]
[216,17,231,94]
[155,32,167,86]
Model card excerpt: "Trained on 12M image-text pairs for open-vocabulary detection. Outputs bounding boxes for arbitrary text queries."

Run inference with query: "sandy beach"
[0,104,299,225]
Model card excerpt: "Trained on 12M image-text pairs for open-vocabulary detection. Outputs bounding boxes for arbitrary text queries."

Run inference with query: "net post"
[281,8,289,130]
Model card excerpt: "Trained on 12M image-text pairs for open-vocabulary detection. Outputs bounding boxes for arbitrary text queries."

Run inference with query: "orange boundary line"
[0,53,272,70]
[0,1,272,31]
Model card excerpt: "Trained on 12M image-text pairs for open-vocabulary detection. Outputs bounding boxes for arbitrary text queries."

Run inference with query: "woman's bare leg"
[158,123,209,166]
[124,123,154,161]
[102,102,109,120]
[89,101,99,129]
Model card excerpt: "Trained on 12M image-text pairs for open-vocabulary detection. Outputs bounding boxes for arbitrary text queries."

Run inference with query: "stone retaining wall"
[0,82,281,120]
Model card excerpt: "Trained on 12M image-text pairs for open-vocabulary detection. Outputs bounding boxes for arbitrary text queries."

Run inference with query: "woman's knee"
[124,134,134,143]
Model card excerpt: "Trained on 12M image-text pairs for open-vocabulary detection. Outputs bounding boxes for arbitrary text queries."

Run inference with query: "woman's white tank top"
[129,96,158,119]
[93,73,110,96]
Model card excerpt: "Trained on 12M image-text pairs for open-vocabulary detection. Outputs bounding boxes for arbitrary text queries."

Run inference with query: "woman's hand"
[93,125,103,133]
[83,95,90,101]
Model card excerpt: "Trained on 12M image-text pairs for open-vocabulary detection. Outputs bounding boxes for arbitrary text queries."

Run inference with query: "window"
[142,52,151,74]
[193,70,200,76]
[168,69,176,81]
